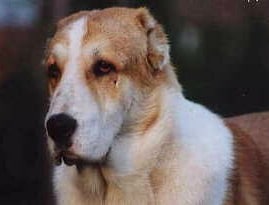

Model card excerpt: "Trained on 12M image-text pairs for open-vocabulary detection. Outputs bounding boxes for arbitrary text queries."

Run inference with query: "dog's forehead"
[50,8,147,58]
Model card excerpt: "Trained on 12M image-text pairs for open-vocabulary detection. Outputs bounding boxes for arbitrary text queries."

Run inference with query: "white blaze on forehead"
[67,17,86,64]
[48,17,88,115]
[49,17,87,105]
[50,18,86,62]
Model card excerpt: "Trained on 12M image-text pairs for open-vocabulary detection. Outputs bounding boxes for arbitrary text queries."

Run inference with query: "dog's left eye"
[47,63,61,79]
[93,60,115,77]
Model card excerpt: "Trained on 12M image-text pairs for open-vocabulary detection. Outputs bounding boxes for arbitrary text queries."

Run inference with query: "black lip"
[62,155,77,166]
[53,148,111,168]
[54,154,62,166]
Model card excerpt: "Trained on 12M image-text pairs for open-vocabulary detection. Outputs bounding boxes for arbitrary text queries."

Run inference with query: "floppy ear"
[136,8,170,70]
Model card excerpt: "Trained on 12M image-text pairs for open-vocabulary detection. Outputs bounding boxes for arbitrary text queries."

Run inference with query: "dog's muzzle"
[46,112,111,168]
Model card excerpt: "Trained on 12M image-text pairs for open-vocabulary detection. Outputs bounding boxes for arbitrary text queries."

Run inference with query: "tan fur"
[45,8,176,94]
[45,7,269,205]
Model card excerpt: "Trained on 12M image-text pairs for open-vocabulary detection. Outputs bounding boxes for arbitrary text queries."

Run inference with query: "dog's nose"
[46,113,77,148]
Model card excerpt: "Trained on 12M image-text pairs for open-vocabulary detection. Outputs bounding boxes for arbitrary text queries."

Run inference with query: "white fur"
[51,43,68,60]
[168,92,233,204]
[158,44,170,69]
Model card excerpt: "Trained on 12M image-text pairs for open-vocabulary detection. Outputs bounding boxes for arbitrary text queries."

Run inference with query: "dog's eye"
[93,60,115,77]
[47,63,61,79]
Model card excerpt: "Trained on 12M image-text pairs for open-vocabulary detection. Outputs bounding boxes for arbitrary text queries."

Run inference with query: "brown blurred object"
[0,0,71,84]
[226,112,269,202]
[226,112,269,158]
[0,28,37,82]
[176,0,269,25]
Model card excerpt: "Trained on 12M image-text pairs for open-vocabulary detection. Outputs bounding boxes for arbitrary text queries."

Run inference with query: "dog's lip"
[54,150,80,166]
[62,151,80,166]
[53,149,111,167]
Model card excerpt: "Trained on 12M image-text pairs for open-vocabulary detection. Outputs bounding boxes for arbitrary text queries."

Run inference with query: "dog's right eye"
[93,60,115,77]
[47,63,61,79]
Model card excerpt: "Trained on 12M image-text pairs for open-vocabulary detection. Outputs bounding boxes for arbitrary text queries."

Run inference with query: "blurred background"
[0,0,268,204]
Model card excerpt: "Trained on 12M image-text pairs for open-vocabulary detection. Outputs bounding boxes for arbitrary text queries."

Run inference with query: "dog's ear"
[136,8,170,70]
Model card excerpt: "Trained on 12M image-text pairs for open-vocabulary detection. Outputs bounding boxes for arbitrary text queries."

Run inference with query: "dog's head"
[44,7,172,166]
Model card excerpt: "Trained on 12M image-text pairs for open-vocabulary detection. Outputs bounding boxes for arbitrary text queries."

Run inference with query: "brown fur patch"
[225,122,269,205]
[140,107,160,135]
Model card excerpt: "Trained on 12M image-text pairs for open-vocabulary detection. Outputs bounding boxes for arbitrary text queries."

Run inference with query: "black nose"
[46,113,77,148]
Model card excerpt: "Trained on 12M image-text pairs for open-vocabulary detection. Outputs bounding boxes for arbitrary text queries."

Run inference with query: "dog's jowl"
[44,7,269,205]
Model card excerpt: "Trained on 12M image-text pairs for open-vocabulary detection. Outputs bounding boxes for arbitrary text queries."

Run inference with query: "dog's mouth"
[54,151,80,166]
[53,149,110,168]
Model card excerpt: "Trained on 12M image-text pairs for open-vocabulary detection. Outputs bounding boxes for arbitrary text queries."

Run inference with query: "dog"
[44,7,269,205]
